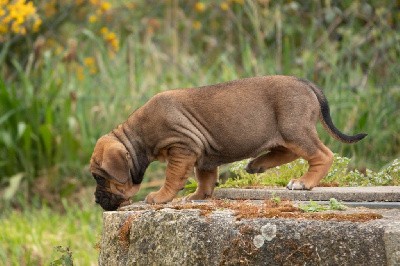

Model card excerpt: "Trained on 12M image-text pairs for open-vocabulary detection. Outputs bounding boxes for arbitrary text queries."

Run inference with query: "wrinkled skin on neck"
[90,132,148,211]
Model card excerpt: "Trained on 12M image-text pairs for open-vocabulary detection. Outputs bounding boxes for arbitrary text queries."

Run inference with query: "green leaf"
[39,124,53,158]
[22,124,33,153]
[0,41,11,66]
[0,109,18,126]
[0,131,13,148]
[50,246,74,266]
[3,173,24,201]
[329,198,347,210]
[299,200,328,213]
[183,178,198,195]
[357,111,368,129]
[17,122,27,139]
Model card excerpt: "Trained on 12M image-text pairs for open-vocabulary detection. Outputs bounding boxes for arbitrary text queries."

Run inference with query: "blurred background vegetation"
[0,0,399,264]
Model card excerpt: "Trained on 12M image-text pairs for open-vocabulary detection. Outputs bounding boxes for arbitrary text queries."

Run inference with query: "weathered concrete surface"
[99,202,400,266]
[214,186,400,202]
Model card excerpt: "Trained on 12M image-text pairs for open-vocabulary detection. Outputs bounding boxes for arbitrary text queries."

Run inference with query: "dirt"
[125,199,383,222]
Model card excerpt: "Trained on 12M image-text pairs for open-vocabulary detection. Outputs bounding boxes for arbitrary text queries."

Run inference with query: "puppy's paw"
[245,161,265,174]
[185,192,211,201]
[286,179,311,190]
[145,191,174,204]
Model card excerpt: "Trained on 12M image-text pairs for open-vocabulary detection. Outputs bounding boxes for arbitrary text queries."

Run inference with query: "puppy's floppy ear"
[101,143,130,184]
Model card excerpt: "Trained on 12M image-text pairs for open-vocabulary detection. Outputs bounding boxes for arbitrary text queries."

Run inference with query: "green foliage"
[328,198,347,211]
[182,178,199,195]
[0,64,77,173]
[299,198,347,213]
[222,157,305,188]
[2,2,398,264]
[0,59,90,204]
[271,193,281,204]
[50,246,73,266]
[221,155,400,188]
[0,200,102,265]
[299,200,329,213]
[1,1,400,204]
[340,157,396,186]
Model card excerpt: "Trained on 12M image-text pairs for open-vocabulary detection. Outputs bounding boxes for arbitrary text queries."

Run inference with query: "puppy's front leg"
[145,147,196,204]
[186,167,218,200]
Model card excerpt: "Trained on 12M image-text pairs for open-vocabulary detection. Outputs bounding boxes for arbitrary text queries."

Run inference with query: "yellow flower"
[220,2,229,11]
[6,0,36,22]
[105,31,115,40]
[89,15,98,23]
[33,18,42,32]
[0,23,7,34]
[110,38,119,51]
[100,27,108,35]
[0,6,5,17]
[1,0,40,37]
[84,57,98,74]
[84,57,95,66]
[100,1,111,12]
[192,20,202,30]
[100,27,119,53]
[11,21,21,34]
[194,2,205,13]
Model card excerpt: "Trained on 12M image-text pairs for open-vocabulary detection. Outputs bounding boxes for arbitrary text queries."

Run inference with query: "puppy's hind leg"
[186,167,218,201]
[246,146,299,174]
[286,139,334,190]
[145,147,197,204]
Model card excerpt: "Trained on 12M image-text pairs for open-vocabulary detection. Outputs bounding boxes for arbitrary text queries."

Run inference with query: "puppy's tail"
[300,78,368,144]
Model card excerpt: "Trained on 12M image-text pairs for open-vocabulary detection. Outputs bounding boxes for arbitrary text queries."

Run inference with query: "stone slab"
[99,201,400,266]
[297,201,400,209]
[213,186,400,202]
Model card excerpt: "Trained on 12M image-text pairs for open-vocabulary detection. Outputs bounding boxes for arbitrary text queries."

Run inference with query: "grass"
[0,2,399,264]
[1,1,399,202]
[299,198,347,213]
[216,155,400,189]
[0,198,102,266]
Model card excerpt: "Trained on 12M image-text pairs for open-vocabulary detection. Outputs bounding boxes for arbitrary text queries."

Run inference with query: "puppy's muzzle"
[94,187,125,211]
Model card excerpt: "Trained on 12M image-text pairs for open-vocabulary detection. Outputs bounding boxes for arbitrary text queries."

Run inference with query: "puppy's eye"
[93,173,107,187]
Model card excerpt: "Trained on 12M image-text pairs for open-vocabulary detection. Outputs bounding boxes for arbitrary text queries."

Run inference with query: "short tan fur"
[90,75,367,210]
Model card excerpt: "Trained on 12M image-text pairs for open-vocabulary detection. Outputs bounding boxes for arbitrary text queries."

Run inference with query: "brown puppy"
[90,76,367,210]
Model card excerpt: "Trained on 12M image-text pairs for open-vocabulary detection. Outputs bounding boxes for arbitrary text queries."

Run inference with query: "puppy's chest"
[196,155,227,170]
[196,152,249,170]
[155,149,169,162]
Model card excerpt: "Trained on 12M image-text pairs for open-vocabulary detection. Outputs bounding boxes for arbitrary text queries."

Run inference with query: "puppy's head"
[90,135,140,211]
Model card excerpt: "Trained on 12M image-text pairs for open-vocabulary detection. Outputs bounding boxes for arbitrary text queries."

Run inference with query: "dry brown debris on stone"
[122,199,383,222]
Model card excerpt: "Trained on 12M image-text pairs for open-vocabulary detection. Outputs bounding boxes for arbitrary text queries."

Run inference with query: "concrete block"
[99,200,400,265]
